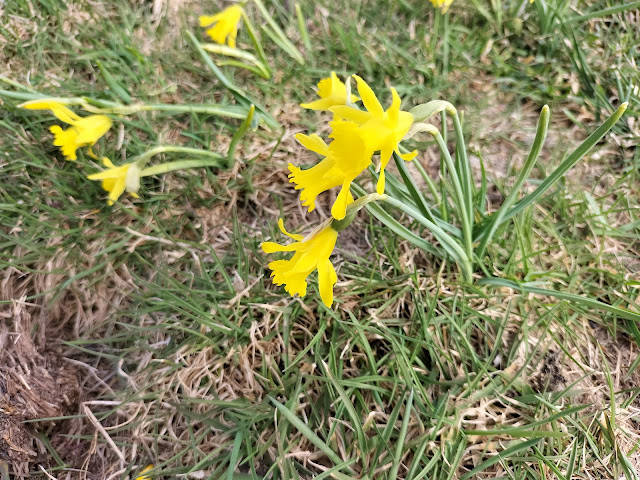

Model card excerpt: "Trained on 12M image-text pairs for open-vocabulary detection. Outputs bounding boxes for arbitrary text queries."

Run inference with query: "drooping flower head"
[330,75,417,194]
[87,157,141,205]
[300,72,359,111]
[199,5,244,48]
[20,100,112,161]
[429,0,454,13]
[290,120,373,220]
[262,220,339,307]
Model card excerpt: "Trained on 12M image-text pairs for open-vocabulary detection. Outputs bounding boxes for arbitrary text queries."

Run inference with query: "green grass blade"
[479,277,640,322]
[270,397,347,468]
[389,389,414,480]
[460,438,540,479]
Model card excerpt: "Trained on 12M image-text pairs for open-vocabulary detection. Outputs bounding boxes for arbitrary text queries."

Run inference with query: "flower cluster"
[263,73,416,307]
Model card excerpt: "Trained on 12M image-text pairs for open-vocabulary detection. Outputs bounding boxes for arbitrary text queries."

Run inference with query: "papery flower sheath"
[300,71,359,111]
[262,220,339,307]
[290,120,373,220]
[20,100,112,161]
[199,5,244,48]
[330,75,417,194]
[87,157,141,205]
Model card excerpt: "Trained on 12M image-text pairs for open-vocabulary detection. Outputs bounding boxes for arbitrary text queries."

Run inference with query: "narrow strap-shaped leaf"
[475,105,550,257]
[502,102,627,222]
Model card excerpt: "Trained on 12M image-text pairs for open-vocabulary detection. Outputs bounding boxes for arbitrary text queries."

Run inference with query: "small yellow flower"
[300,72,359,111]
[262,220,339,307]
[87,157,141,206]
[429,0,454,13]
[290,120,372,220]
[20,99,112,161]
[330,75,417,194]
[135,464,153,480]
[199,4,244,48]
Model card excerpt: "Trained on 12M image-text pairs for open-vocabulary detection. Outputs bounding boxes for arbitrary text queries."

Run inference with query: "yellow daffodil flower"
[135,465,154,480]
[429,0,454,13]
[199,4,244,48]
[330,75,417,194]
[262,220,339,307]
[300,71,359,111]
[290,120,372,220]
[87,157,141,206]
[20,99,111,161]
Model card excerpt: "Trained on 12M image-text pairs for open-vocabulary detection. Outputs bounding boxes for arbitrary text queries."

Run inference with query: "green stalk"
[140,158,225,177]
[131,145,225,171]
[431,129,474,270]
[352,184,443,258]
[451,110,474,226]
[502,102,627,223]
[186,30,279,129]
[384,195,473,281]
[201,43,270,78]
[227,105,255,163]
[240,11,272,76]
[475,105,550,259]
[393,152,438,224]
[7,90,250,119]
[413,159,441,207]
[252,0,305,65]
[295,2,312,55]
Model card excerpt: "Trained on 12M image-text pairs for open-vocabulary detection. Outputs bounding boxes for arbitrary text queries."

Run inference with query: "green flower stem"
[383,195,473,282]
[295,3,312,54]
[241,11,271,75]
[186,30,279,129]
[501,102,628,223]
[4,89,250,119]
[140,159,225,177]
[430,128,474,270]
[131,146,225,172]
[201,43,270,78]
[252,0,305,65]
[413,159,441,208]
[451,110,474,225]
[393,151,437,224]
[227,105,255,162]
[475,105,550,259]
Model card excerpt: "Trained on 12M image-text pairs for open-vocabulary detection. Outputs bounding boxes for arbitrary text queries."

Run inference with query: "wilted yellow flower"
[300,71,359,111]
[429,0,454,13]
[331,75,417,194]
[262,220,339,307]
[20,99,111,161]
[135,464,154,480]
[87,157,141,206]
[290,120,372,220]
[199,4,243,48]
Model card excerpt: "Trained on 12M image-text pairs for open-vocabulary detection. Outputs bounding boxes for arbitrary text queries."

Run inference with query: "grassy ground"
[1,0,639,479]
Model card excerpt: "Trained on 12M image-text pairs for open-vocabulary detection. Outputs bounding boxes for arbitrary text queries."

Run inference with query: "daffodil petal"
[295,133,330,156]
[353,75,384,117]
[278,218,304,241]
[317,259,337,307]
